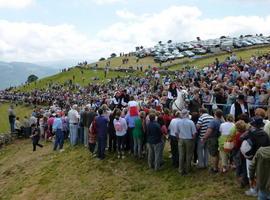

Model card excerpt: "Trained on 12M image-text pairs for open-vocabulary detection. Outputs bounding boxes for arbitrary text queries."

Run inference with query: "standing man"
[249,146,270,200]
[168,111,181,167]
[177,109,197,175]
[96,109,109,160]
[8,105,16,133]
[230,94,249,121]
[147,113,163,171]
[68,105,80,146]
[202,109,223,173]
[52,113,64,151]
[81,106,94,147]
[196,108,214,169]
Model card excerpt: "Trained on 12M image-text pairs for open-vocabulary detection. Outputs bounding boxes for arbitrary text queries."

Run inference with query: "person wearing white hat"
[68,104,80,146]
[176,109,197,175]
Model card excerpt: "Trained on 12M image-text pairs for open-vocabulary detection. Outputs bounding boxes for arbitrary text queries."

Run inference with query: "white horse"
[172,89,189,111]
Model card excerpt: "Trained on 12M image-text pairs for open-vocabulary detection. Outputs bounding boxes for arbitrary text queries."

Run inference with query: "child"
[30,124,43,151]
[219,114,235,173]
[88,117,97,155]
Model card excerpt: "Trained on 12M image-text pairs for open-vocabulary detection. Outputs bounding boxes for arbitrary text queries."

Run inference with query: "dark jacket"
[242,128,270,160]
[81,111,96,128]
[147,121,162,144]
[96,115,108,138]
[235,101,249,120]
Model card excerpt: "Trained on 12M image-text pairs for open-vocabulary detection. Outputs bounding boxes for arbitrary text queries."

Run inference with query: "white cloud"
[92,0,125,5]
[0,0,34,9]
[0,6,270,63]
[99,6,270,49]
[0,20,107,62]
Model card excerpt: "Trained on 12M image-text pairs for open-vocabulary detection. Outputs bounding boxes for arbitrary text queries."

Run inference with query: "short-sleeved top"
[208,119,222,138]
[177,118,196,139]
[197,113,214,139]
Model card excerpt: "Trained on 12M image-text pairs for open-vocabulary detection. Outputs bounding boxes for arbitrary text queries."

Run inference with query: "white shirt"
[128,100,138,107]
[113,117,128,136]
[68,109,80,124]
[240,71,250,79]
[168,118,181,137]
[219,122,234,136]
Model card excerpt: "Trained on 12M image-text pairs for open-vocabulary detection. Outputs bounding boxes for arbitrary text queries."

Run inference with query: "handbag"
[223,141,235,153]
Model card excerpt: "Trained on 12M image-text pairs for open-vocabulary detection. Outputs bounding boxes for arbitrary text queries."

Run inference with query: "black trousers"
[125,128,134,153]
[109,131,117,152]
[170,135,179,167]
[88,142,96,153]
[32,137,43,151]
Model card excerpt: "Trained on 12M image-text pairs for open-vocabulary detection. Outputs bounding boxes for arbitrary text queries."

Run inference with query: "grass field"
[15,68,129,92]
[0,140,255,200]
[14,46,270,92]
[0,103,33,133]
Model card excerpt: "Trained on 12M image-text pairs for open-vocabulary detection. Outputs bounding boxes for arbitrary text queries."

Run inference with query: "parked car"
[192,48,207,55]
[182,50,195,57]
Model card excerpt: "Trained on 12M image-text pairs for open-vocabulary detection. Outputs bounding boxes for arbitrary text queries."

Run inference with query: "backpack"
[114,120,123,132]
[240,138,253,159]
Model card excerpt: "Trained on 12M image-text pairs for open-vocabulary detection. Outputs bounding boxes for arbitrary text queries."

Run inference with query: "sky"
[0,0,269,63]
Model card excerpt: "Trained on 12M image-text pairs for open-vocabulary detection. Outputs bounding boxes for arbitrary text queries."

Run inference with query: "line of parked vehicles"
[134,35,270,63]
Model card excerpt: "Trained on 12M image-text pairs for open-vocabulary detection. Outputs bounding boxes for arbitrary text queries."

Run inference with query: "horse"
[172,89,189,111]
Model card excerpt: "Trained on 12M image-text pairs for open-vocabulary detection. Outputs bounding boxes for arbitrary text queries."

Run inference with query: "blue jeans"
[197,139,208,168]
[133,136,142,158]
[78,126,84,145]
[9,118,15,133]
[258,190,270,200]
[84,126,89,147]
[54,129,64,150]
[69,124,78,146]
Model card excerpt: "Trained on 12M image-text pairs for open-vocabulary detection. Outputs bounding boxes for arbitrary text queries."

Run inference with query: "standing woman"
[133,111,146,159]
[219,114,235,173]
[114,110,128,159]
[108,108,118,152]
[166,82,178,109]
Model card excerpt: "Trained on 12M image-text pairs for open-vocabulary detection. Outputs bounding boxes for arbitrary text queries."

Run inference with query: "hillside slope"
[12,45,270,92]
[0,140,254,200]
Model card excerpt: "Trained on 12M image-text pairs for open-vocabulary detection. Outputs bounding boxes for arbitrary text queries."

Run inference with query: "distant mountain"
[0,61,58,90]
[35,59,95,69]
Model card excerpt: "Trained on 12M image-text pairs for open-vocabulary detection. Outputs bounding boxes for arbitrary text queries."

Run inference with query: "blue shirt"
[208,119,222,138]
[147,121,162,144]
[96,115,108,138]
[125,114,138,128]
[53,117,63,131]
[176,118,196,139]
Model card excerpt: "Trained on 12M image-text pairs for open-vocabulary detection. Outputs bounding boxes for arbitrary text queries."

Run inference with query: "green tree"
[27,74,38,83]
[110,53,117,58]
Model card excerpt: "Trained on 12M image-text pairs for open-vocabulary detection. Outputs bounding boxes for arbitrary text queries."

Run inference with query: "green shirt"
[133,118,143,139]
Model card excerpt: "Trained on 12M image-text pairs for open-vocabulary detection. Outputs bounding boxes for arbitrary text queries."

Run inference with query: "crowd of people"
[3,52,270,200]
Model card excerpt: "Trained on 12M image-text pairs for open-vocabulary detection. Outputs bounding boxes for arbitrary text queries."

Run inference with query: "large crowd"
[3,52,270,200]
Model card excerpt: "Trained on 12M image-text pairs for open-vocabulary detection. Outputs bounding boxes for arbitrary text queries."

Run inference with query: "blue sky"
[0,0,269,62]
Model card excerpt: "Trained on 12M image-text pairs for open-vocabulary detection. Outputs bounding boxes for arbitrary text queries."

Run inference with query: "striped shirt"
[197,113,214,138]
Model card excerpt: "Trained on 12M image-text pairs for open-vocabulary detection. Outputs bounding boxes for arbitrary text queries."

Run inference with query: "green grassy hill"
[0,140,254,200]
[1,46,269,200]
[13,45,270,92]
